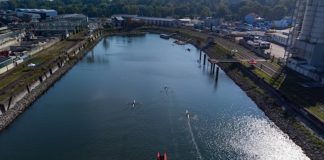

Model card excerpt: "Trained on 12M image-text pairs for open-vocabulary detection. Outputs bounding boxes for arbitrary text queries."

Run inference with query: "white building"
[269,32,288,46]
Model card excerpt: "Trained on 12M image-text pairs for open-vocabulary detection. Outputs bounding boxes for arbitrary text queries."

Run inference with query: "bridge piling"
[210,62,213,74]
[203,54,207,66]
[215,67,219,82]
[7,96,12,110]
[26,85,30,93]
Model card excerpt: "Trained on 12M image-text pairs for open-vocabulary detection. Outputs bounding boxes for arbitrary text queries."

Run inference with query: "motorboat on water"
[160,34,170,39]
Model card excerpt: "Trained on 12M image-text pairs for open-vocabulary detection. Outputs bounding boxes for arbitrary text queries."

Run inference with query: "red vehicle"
[248,58,257,65]
[156,152,167,160]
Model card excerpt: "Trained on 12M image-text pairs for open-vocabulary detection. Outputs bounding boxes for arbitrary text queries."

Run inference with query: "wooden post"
[26,85,30,93]
[0,104,5,113]
[203,54,207,65]
[199,51,202,61]
[215,67,219,82]
[7,96,13,110]
[210,62,213,73]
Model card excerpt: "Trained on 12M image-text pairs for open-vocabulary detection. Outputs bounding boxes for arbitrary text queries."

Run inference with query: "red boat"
[156,152,167,160]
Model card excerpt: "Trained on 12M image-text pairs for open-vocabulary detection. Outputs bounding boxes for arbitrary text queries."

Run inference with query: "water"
[0,34,309,160]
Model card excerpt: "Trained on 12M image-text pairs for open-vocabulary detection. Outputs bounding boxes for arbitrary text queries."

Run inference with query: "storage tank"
[310,0,324,43]
[298,0,324,43]
[299,0,317,41]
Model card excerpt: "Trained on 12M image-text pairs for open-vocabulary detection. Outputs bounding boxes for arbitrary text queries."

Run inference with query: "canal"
[0,34,308,160]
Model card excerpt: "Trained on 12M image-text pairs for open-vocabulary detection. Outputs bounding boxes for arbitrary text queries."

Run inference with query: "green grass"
[293,121,324,150]
[306,104,324,122]
[0,32,85,102]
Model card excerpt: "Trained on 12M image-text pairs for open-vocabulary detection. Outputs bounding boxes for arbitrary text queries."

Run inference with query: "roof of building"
[59,14,87,19]
[16,8,57,13]
[114,16,124,21]
[135,16,176,22]
[0,56,11,63]
[112,14,138,18]
[269,32,288,38]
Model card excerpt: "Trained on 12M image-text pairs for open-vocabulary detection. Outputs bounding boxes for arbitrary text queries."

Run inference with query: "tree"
[215,3,230,18]
[201,6,211,17]
[270,5,288,20]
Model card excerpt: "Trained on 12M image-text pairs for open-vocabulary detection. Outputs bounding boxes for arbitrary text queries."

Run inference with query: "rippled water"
[0,34,309,160]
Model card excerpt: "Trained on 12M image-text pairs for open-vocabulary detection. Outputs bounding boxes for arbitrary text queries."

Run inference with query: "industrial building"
[287,0,324,83]
[27,14,88,36]
[112,15,178,27]
[15,8,57,20]
[268,32,288,46]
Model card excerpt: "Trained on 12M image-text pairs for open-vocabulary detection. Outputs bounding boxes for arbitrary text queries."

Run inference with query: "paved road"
[267,43,286,59]
[212,35,279,76]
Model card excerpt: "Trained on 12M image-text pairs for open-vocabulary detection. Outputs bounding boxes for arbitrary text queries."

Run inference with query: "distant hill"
[0,0,296,20]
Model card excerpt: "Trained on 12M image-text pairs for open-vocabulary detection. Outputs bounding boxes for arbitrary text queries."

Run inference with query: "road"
[211,35,280,77]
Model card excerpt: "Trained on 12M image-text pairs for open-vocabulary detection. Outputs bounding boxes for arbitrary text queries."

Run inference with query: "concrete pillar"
[215,67,220,82]
[26,85,30,93]
[212,64,216,74]
[7,96,12,110]
[210,62,213,73]
[39,76,43,83]
[0,104,5,113]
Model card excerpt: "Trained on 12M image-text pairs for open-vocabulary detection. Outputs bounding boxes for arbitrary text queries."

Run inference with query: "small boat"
[156,152,167,160]
[160,34,170,39]
[174,40,186,45]
[186,110,190,118]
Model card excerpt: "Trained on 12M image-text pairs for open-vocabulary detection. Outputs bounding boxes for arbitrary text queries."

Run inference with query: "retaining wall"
[0,31,102,129]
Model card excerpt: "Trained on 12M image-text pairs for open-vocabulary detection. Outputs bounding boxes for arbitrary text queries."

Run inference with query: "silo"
[298,0,317,41]
[310,0,324,43]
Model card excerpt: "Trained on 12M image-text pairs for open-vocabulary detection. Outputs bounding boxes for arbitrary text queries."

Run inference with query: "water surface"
[0,34,308,160]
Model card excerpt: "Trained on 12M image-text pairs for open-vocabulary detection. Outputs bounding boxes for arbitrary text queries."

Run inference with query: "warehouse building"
[15,8,58,20]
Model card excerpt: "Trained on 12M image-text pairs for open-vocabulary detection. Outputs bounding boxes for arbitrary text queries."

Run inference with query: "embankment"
[0,31,103,131]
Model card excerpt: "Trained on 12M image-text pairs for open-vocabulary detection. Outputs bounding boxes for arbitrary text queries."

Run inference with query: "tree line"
[0,0,296,20]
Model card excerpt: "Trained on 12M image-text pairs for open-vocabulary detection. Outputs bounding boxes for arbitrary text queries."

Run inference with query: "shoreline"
[141,28,324,160]
[0,32,103,131]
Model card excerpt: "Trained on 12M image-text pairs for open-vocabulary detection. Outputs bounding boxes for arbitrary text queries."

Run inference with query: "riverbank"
[140,27,324,160]
[0,31,103,131]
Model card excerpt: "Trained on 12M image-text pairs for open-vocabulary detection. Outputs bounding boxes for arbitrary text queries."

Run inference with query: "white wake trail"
[187,115,203,160]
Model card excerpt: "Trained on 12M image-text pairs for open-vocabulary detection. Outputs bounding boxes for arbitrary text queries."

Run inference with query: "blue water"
[0,34,308,160]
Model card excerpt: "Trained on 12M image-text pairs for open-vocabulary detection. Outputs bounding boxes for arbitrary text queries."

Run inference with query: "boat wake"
[186,111,203,160]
